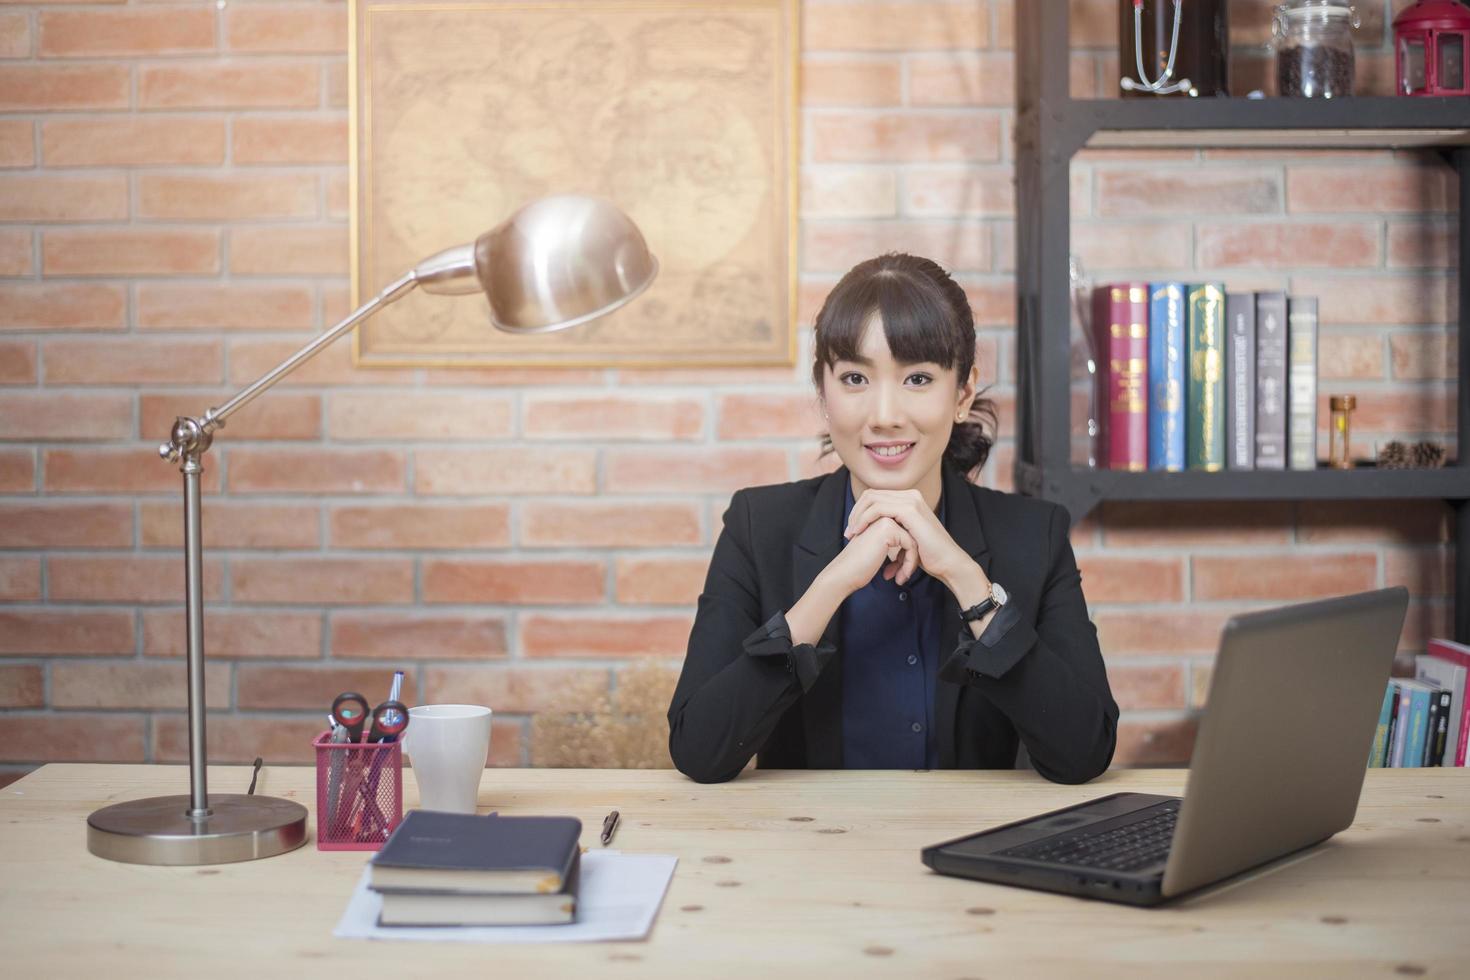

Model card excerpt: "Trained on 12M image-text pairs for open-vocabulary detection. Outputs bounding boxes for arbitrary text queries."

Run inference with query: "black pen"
[600,809,620,846]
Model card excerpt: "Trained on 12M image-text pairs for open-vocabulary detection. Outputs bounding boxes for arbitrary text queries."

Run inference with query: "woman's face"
[820,314,977,502]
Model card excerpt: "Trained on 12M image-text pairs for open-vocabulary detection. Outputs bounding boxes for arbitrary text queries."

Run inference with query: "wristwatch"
[959,580,1008,623]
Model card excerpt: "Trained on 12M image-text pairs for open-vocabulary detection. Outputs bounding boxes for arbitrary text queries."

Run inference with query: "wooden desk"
[1,765,1466,977]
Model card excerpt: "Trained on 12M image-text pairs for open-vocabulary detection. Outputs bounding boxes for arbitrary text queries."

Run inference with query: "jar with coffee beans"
[1273,1,1360,98]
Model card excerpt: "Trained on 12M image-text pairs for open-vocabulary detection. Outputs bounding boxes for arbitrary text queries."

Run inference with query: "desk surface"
[1,764,1467,978]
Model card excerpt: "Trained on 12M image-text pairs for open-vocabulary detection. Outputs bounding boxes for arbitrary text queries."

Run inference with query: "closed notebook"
[369,810,582,893]
[378,849,581,926]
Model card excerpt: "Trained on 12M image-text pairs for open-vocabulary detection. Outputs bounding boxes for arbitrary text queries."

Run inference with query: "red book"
[1092,283,1149,471]
[1427,638,1470,766]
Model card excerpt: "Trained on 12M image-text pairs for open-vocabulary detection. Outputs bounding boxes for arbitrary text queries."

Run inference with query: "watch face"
[993,582,1008,605]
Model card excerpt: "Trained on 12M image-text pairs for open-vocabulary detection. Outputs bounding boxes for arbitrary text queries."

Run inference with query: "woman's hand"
[821,516,919,596]
[844,488,975,589]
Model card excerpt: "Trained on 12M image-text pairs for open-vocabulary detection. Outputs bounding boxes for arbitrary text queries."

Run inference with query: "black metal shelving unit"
[1015,0,1470,642]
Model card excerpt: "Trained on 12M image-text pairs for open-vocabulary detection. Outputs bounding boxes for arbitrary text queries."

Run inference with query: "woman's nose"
[870,382,904,427]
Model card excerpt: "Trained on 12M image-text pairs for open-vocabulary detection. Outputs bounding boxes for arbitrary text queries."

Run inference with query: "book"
[1427,689,1452,766]
[1286,296,1318,471]
[1225,291,1256,470]
[1186,282,1225,471]
[1396,680,1434,769]
[1147,282,1186,472]
[1093,283,1149,471]
[369,810,582,894]
[377,849,580,926]
[1426,638,1470,765]
[1368,682,1395,768]
[1421,689,1443,766]
[1415,653,1464,767]
[1382,682,1402,767]
[1253,291,1288,470]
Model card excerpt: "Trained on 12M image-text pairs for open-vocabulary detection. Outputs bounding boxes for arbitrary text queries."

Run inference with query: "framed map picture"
[349,0,798,367]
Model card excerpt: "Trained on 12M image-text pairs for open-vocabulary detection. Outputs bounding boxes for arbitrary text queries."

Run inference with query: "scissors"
[331,675,410,838]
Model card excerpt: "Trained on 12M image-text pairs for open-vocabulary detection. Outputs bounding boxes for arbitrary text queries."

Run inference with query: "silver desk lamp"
[86,195,658,865]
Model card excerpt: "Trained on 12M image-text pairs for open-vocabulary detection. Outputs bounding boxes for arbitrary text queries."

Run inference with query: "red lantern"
[1394,0,1470,96]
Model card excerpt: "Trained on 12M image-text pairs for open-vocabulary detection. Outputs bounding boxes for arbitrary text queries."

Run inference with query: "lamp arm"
[159,269,419,462]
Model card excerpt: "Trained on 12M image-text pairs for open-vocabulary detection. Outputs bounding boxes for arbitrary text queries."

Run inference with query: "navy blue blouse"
[838,480,946,769]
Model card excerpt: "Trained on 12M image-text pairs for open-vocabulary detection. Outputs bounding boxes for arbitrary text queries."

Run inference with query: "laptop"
[921,587,1409,907]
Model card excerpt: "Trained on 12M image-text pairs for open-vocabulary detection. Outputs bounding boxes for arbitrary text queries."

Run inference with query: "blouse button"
[898,592,907,602]
[911,722,923,733]
[906,654,918,666]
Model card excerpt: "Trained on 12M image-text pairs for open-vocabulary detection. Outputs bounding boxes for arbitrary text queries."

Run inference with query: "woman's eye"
[840,372,866,386]
[906,373,933,386]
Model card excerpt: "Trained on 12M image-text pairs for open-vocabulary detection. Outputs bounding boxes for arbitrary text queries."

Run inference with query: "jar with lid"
[1273,1,1361,97]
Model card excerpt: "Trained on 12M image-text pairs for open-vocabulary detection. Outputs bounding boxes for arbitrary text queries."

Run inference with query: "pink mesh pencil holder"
[313,731,403,851]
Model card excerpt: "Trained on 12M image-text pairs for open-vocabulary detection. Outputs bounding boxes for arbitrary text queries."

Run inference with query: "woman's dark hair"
[811,252,997,477]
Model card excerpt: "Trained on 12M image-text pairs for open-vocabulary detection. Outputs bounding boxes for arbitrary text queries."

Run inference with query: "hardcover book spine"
[1422,691,1443,766]
[1369,682,1395,768]
[1403,686,1430,769]
[1459,694,1470,766]
[1225,291,1256,470]
[1254,291,1288,470]
[1287,296,1319,471]
[1389,685,1412,767]
[1148,282,1186,472]
[1186,282,1225,470]
[1095,283,1149,471]
[1430,690,1451,766]
[1413,654,1465,769]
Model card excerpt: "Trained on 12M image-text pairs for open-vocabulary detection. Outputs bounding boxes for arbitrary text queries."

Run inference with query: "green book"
[1186,282,1226,471]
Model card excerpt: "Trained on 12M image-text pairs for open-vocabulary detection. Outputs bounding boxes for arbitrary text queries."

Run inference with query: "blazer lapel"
[791,467,849,769]
[935,462,992,768]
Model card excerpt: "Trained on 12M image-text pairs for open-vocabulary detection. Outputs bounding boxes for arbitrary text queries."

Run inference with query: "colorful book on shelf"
[1092,282,1149,471]
[1427,689,1452,766]
[1254,291,1289,470]
[1415,652,1465,768]
[1186,282,1225,471]
[1426,638,1470,765]
[1381,681,1402,768]
[1394,680,1434,769]
[1225,291,1255,471]
[1147,282,1186,472]
[1287,296,1319,471]
[1368,682,1396,768]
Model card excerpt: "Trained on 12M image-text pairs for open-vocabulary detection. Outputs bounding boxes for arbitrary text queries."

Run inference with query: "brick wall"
[0,0,1457,784]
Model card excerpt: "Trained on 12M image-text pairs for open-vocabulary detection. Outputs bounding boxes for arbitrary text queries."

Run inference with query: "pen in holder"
[313,730,403,851]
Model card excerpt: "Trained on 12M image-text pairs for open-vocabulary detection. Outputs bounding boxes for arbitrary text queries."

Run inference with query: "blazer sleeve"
[940,502,1119,784]
[667,490,836,784]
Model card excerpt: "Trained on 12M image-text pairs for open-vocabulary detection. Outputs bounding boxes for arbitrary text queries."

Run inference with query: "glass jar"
[1273,1,1360,98]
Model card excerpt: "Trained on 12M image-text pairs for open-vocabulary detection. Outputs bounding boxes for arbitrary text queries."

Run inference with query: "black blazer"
[667,461,1118,784]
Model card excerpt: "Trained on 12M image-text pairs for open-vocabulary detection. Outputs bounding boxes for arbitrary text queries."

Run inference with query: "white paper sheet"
[333,850,679,943]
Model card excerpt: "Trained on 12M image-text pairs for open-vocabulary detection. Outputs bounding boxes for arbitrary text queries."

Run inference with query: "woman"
[667,253,1118,784]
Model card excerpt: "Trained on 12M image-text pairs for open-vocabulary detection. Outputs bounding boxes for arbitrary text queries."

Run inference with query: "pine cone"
[1410,440,1446,469]
[1378,440,1409,469]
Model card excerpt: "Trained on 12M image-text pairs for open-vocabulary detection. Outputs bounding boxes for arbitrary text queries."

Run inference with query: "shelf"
[1053,466,1470,504]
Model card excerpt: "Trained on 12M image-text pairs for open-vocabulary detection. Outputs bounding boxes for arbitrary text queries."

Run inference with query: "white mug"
[401,704,493,814]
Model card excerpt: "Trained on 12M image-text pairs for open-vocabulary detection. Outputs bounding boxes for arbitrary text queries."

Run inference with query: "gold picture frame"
[348,0,799,368]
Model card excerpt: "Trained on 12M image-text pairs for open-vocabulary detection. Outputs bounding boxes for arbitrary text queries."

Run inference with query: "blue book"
[1368,681,1395,768]
[1147,282,1186,472]
[1401,682,1434,769]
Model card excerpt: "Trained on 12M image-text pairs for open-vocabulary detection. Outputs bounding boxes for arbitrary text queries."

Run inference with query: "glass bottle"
[1329,394,1356,468]
[1273,1,1360,98]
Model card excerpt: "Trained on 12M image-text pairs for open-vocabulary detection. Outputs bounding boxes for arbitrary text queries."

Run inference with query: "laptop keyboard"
[996,801,1180,873]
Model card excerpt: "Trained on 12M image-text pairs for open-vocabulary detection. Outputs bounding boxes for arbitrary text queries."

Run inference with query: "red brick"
[1100,501,1294,548]
[43,228,221,276]
[1108,663,1187,711]
[1113,717,1198,767]
[231,557,414,604]
[154,712,318,764]
[962,280,1015,327]
[49,555,224,603]
[325,170,348,217]
[0,714,146,763]
[1193,554,1378,601]
[614,557,710,605]
[0,557,39,600]
[139,59,319,109]
[0,119,34,168]
[1064,556,1183,604]
[1195,222,1380,268]
[39,8,215,57]
[226,448,405,494]
[140,391,319,442]
[0,339,35,383]
[330,613,509,660]
[329,504,510,550]
[522,502,702,548]
[1318,331,1386,380]
[0,502,132,548]
[52,660,230,710]
[0,64,129,110]
[1097,170,1282,216]
[238,664,419,710]
[1292,275,1454,326]
[0,449,33,491]
[1384,547,1453,598]
[909,53,1014,106]
[328,392,513,441]
[142,608,322,659]
[423,665,611,714]
[0,283,125,330]
[140,500,320,550]
[324,59,347,108]
[414,448,596,496]
[604,448,789,494]
[44,447,221,494]
[1389,331,1456,380]
[43,337,222,385]
[42,116,226,166]
[1335,388,1455,435]
[423,559,605,605]
[232,115,347,164]
[1400,600,1454,656]
[803,1,987,50]
[225,3,347,54]
[1072,222,1195,273]
[902,168,1014,216]
[523,394,704,441]
[809,112,1002,164]
[1387,221,1457,268]
[137,282,315,332]
[0,228,30,275]
[1287,164,1457,214]
[487,718,524,767]
[229,225,349,276]
[0,665,42,709]
[1297,500,1449,545]
[716,392,823,440]
[138,173,318,221]
[521,614,694,658]
[804,219,990,273]
[800,169,898,219]
[0,174,127,222]
[800,57,902,106]
[228,338,416,386]
[0,609,134,655]
[0,392,133,440]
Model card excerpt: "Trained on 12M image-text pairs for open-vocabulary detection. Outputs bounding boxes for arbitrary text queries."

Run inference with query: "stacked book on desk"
[368,810,583,926]
[1092,282,1320,472]
[1369,638,1470,768]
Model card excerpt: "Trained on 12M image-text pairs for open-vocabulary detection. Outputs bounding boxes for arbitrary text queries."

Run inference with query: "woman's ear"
[955,363,980,416]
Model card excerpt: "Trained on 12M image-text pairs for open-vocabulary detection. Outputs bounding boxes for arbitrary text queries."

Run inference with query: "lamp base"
[87,794,308,866]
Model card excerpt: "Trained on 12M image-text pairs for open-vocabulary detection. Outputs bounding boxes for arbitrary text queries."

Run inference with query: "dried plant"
[530,660,680,769]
